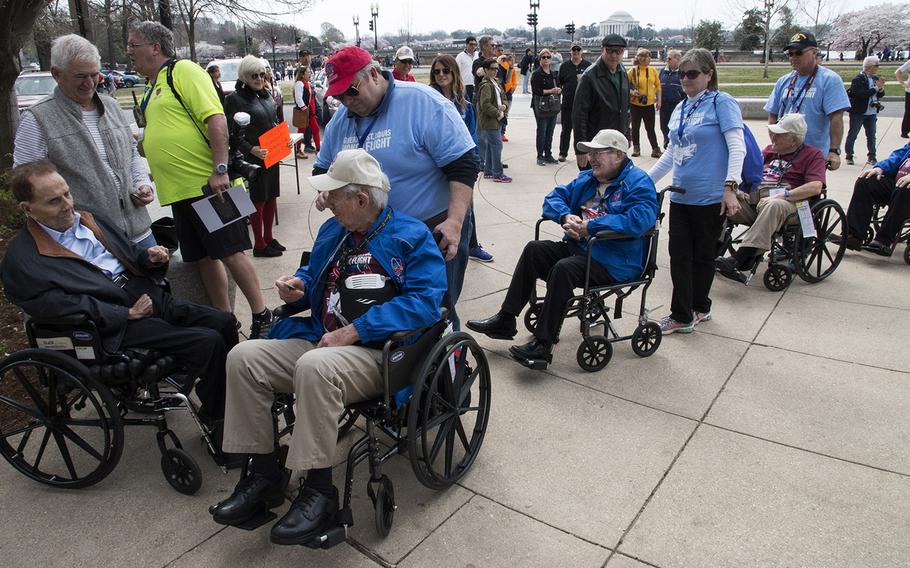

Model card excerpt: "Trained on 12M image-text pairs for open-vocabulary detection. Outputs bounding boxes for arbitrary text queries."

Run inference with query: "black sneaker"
[209,471,288,525]
[267,239,287,252]
[249,309,274,340]
[253,246,282,258]
[544,155,559,164]
[270,485,339,545]
[537,158,547,166]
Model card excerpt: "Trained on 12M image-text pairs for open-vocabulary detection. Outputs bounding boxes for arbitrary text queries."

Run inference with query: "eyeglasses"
[342,80,361,98]
[540,55,551,60]
[250,72,268,80]
[787,49,805,57]
[680,70,703,80]
[604,48,623,55]
[126,42,150,50]
[432,68,451,76]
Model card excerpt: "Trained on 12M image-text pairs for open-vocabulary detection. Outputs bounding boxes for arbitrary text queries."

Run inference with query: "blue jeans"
[534,112,558,158]
[479,129,503,176]
[522,73,530,93]
[440,211,472,330]
[845,112,878,161]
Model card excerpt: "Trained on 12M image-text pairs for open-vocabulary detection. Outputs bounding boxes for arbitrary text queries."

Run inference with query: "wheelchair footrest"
[511,353,550,371]
[303,523,348,549]
[231,510,279,531]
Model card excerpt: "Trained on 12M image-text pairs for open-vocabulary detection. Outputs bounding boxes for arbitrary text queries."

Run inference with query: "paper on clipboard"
[259,121,292,168]
[191,185,256,233]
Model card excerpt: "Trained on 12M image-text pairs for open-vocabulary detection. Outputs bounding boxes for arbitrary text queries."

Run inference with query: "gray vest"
[26,87,151,240]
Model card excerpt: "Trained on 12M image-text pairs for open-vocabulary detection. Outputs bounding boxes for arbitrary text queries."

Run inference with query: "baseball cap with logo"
[576,129,630,155]
[784,31,817,51]
[324,46,374,97]
[309,149,391,193]
[395,46,415,62]
[768,113,808,138]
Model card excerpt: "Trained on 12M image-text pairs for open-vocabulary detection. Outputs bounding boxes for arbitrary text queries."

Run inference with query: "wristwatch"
[828,148,841,156]
[724,180,738,191]
[214,163,228,175]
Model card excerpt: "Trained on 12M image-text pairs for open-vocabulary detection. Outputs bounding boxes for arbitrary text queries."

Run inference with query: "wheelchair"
[0,313,230,495]
[865,204,910,265]
[516,186,682,373]
[230,306,491,547]
[716,193,848,291]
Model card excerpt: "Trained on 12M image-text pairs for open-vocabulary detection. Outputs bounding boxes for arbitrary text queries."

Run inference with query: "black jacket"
[0,212,168,352]
[557,58,591,107]
[224,81,280,166]
[572,58,630,147]
[848,72,885,115]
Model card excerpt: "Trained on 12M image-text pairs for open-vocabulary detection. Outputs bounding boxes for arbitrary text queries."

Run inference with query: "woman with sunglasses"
[224,55,286,257]
[531,48,562,166]
[430,54,496,261]
[647,48,745,335]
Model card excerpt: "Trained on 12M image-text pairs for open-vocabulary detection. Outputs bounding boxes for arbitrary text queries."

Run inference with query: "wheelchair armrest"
[272,303,310,319]
[592,230,630,241]
[387,308,449,344]
[28,313,90,326]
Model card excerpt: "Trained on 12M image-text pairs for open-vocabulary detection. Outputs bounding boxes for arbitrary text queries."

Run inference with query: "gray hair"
[667,49,682,60]
[862,55,880,71]
[355,60,382,81]
[131,21,176,57]
[343,181,389,209]
[50,34,101,71]
[679,48,718,91]
[238,54,266,84]
[479,36,493,51]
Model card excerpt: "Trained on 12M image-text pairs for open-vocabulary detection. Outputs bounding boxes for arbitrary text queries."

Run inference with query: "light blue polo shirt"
[316,72,476,222]
[764,65,850,154]
[667,90,743,206]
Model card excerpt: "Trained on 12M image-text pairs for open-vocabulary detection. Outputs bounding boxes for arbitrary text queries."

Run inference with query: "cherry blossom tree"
[829,4,910,58]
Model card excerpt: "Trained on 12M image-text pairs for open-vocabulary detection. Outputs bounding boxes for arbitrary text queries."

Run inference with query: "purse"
[292,106,309,129]
[534,93,561,117]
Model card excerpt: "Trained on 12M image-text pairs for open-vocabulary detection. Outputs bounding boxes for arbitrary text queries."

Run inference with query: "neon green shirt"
[142,59,223,205]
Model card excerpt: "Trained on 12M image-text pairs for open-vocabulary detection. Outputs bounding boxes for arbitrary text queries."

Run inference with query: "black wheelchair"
[0,313,230,495]
[231,306,491,547]
[516,186,682,373]
[716,193,848,291]
[865,204,910,264]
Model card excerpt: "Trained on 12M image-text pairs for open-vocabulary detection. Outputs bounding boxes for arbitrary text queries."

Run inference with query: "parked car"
[15,72,55,112]
[206,58,242,96]
[311,69,340,126]
[103,69,143,88]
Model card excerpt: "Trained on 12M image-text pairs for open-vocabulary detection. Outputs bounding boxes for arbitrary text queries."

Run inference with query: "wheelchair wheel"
[576,336,612,372]
[161,447,202,495]
[795,200,847,284]
[524,303,541,333]
[763,264,793,292]
[407,332,491,490]
[368,475,395,537]
[0,349,124,489]
[631,323,662,358]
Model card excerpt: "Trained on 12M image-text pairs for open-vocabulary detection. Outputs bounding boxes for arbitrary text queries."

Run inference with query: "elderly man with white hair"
[845,55,886,166]
[13,34,156,248]
[715,113,827,281]
[210,149,447,546]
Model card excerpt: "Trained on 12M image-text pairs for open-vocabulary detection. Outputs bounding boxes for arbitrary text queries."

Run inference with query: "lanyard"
[768,145,804,180]
[636,66,649,91]
[139,59,174,113]
[340,208,392,260]
[676,91,711,139]
[356,115,379,148]
[779,68,817,116]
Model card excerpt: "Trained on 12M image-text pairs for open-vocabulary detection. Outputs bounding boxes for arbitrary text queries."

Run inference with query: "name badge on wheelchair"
[796,200,816,238]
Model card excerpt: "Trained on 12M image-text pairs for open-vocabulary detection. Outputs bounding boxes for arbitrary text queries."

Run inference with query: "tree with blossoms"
[829,4,910,58]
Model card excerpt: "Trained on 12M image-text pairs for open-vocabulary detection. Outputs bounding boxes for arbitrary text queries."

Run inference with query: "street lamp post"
[370,3,379,54]
[353,15,361,48]
[528,0,540,61]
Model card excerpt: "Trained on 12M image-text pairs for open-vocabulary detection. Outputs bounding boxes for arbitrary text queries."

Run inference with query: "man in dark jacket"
[845,56,886,165]
[557,45,592,162]
[0,160,238,423]
[572,34,631,170]
[520,48,534,94]
[658,49,684,149]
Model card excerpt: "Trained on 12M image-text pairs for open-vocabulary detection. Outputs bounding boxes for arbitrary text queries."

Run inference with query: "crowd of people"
[4,22,910,549]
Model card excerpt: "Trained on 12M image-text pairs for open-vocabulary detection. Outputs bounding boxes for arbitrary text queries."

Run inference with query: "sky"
[282,0,869,40]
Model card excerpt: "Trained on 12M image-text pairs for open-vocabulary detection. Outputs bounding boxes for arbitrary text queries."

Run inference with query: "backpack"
[713,93,762,192]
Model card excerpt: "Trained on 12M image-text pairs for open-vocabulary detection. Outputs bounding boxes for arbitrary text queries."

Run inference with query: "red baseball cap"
[325,46,374,97]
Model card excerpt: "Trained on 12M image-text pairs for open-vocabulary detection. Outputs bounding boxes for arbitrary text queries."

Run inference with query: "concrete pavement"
[1,96,908,567]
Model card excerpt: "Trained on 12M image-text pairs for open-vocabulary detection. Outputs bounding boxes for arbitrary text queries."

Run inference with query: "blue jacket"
[542,161,659,282]
[268,207,447,344]
[875,140,910,176]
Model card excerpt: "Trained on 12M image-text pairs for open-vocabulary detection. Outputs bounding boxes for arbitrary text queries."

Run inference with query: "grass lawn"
[715,63,902,84]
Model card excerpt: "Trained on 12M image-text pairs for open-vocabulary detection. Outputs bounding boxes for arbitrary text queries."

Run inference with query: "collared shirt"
[37,213,126,278]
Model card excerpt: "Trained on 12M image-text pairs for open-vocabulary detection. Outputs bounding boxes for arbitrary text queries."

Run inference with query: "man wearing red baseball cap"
[315,45,479,328]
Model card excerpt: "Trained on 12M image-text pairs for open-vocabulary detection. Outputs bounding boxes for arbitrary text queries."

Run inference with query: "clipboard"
[259,121,292,169]
[191,184,257,233]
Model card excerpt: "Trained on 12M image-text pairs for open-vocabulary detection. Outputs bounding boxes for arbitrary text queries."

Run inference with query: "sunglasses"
[787,49,805,57]
[343,80,361,98]
[432,67,452,76]
[680,70,703,80]
[540,55,551,59]
[250,72,268,80]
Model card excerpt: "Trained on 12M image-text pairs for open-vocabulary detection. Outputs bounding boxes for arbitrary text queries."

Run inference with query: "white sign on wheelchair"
[796,200,817,239]
[74,346,97,361]
[36,336,73,351]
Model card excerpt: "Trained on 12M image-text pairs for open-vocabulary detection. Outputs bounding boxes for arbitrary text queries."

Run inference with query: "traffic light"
[369,20,374,31]
[295,35,301,44]
[271,35,278,44]
[246,36,252,47]
[565,23,575,36]
[527,13,538,27]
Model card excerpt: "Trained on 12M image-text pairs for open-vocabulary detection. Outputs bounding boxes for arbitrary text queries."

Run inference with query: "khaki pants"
[222,339,383,471]
[727,191,798,251]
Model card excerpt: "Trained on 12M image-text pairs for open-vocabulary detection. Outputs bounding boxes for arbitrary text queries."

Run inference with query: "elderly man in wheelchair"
[714,113,827,283]
[0,161,238,443]
[467,129,659,368]
[210,149,452,546]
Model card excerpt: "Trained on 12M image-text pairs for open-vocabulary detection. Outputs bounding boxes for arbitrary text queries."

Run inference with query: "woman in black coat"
[530,48,562,166]
[224,55,285,257]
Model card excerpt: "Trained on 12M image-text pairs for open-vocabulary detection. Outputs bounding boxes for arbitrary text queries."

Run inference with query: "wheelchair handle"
[662,185,687,195]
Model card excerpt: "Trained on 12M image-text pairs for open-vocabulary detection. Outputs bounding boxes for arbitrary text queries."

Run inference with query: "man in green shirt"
[128,21,272,338]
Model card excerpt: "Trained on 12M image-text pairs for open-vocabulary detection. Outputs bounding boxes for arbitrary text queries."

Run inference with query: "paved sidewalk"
[2,108,908,568]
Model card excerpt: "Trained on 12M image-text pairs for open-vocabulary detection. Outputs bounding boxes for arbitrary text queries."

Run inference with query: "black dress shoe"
[544,156,559,164]
[466,312,517,340]
[714,256,748,284]
[270,486,339,545]
[509,338,552,361]
[267,239,287,252]
[210,471,288,525]
[831,233,863,251]
[253,246,282,257]
[863,240,893,257]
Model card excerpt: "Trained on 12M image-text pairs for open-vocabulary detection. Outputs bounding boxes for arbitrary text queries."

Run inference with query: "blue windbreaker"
[874,140,910,176]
